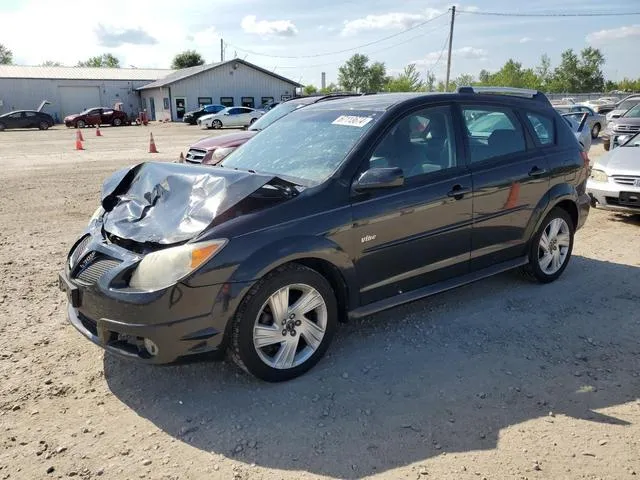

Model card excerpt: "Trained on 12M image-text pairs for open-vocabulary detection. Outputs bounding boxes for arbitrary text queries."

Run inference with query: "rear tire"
[249,118,258,125]
[39,122,49,130]
[591,123,600,139]
[76,120,86,128]
[112,118,122,127]
[212,119,222,129]
[521,208,574,283]
[0,123,5,131]
[229,264,337,382]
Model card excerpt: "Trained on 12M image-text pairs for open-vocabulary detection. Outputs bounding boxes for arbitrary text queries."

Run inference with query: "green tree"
[0,43,13,65]
[578,47,605,92]
[303,84,318,95]
[77,54,120,68]
[452,73,475,90]
[171,50,205,69]
[320,82,340,94]
[366,61,388,92]
[487,59,540,89]
[436,80,446,92]
[338,54,371,92]
[550,49,580,92]
[424,70,436,92]
[536,54,552,89]
[478,69,491,84]
[40,60,62,67]
[386,64,425,92]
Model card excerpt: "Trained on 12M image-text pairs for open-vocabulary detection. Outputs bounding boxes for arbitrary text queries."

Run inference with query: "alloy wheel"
[537,218,571,275]
[253,283,327,370]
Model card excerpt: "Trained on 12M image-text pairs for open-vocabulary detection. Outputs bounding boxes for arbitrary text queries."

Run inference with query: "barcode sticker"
[332,115,373,127]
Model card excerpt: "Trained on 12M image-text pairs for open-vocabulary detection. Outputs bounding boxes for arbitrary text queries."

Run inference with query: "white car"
[197,107,263,129]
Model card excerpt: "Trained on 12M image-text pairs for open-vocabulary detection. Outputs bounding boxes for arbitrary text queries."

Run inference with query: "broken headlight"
[129,239,227,291]
[88,206,105,226]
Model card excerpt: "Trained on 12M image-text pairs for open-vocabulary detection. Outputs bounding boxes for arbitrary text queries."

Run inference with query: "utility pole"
[445,5,456,91]
[220,39,224,62]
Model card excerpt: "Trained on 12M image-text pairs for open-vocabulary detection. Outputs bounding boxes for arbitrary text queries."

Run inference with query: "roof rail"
[456,86,550,105]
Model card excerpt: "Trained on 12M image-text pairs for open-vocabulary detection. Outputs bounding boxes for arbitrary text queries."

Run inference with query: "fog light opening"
[144,338,159,356]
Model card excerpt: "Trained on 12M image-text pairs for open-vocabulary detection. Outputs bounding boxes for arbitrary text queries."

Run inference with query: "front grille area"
[69,235,90,268]
[613,125,640,133]
[75,258,121,284]
[185,148,207,164]
[612,175,640,186]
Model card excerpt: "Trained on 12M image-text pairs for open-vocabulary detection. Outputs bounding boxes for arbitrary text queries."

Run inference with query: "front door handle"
[447,184,471,199]
[528,166,548,177]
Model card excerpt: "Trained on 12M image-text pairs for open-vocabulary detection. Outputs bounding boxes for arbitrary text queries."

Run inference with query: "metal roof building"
[0,60,301,123]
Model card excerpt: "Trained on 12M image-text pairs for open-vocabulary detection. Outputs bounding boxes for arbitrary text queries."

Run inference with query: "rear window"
[526,112,555,146]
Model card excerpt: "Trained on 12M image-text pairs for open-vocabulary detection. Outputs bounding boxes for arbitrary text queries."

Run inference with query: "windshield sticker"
[332,115,373,127]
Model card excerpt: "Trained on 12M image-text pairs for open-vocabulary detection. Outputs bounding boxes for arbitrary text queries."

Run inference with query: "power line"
[456,8,640,17]
[224,10,450,59]
[272,23,450,69]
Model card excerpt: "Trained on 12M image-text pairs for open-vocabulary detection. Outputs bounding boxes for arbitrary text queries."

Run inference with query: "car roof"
[1,110,40,115]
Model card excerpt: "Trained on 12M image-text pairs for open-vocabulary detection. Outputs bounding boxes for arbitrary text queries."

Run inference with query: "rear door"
[351,104,473,305]
[226,107,242,127]
[101,108,115,124]
[459,103,551,270]
[237,107,254,126]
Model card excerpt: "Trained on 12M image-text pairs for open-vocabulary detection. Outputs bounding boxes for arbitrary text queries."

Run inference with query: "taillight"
[580,151,589,167]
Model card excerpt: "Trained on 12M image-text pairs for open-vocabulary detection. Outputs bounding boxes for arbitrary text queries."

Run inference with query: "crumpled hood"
[100,162,278,245]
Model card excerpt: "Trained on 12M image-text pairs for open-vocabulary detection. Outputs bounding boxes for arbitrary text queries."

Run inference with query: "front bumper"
[59,234,253,364]
[587,180,640,214]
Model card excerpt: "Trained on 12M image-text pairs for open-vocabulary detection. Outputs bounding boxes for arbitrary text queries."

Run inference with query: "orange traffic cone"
[96,125,102,137]
[149,132,158,153]
[76,127,84,141]
[75,129,84,150]
[503,182,521,209]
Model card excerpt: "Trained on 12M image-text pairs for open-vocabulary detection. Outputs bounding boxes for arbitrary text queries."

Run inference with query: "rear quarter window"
[526,112,555,146]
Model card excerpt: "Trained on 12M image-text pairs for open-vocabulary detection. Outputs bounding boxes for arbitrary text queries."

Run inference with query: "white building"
[0,60,301,123]
[0,65,172,121]
[138,59,302,121]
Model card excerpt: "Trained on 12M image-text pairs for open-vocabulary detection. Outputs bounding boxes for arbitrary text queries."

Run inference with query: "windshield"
[618,99,640,111]
[621,132,640,147]
[622,104,640,118]
[80,108,98,115]
[221,108,379,185]
[249,101,306,131]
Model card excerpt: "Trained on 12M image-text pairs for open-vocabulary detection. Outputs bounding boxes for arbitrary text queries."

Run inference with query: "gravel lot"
[1,124,639,480]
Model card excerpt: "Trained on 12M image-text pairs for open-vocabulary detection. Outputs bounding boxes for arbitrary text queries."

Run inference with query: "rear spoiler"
[456,86,551,105]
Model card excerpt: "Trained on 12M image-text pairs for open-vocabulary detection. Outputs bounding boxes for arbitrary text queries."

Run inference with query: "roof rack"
[456,86,550,105]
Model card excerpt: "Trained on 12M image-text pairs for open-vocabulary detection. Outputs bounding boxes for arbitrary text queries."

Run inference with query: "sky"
[0,0,639,86]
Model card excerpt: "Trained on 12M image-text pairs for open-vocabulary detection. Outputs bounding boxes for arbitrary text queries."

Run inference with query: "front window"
[621,132,640,147]
[621,104,640,118]
[249,101,304,131]
[618,99,640,112]
[221,108,379,185]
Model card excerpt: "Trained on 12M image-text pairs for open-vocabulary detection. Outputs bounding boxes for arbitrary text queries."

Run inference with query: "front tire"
[112,118,122,127]
[76,120,86,128]
[0,122,5,131]
[521,208,574,283]
[591,123,601,139]
[39,121,50,130]
[229,264,337,382]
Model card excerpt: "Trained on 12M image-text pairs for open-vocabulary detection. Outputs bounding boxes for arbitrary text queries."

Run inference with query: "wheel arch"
[526,183,579,242]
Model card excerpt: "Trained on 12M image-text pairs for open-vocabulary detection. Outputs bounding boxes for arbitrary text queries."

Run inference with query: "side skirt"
[348,256,529,320]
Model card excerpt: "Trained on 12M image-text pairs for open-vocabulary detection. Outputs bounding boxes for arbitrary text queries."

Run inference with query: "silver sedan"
[554,104,606,139]
[587,132,640,214]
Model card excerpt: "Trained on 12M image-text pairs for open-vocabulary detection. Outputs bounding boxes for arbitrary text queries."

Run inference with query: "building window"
[281,94,291,102]
[163,98,170,110]
[198,97,213,107]
[261,97,274,108]
[220,97,234,107]
[241,97,255,108]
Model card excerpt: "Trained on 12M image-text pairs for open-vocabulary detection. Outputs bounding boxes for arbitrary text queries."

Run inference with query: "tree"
[77,54,120,68]
[40,60,62,67]
[452,73,475,90]
[171,50,205,69]
[536,54,552,89]
[578,47,605,92]
[424,70,436,92]
[436,80,446,92]
[0,43,13,65]
[478,69,491,84]
[320,82,340,94]
[303,84,318,95]
[366,61,388,92]
[386,64,425,92]
[550,49,580,92]
[338,54,371,92]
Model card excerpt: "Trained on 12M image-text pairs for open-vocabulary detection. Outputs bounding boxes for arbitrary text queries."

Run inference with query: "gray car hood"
[100,162,283,245]
[595,146,640,175]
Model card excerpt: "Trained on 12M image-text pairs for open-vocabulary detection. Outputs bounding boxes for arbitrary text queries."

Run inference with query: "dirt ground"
[0,123,638,480]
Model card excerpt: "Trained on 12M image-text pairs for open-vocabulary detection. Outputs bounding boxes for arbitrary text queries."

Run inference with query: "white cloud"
[519,37,532,44]
[191,26,220,47]
[241,15,298,37]
[341,9,443,36]
[411,46,488,67]
[586,24,640,44]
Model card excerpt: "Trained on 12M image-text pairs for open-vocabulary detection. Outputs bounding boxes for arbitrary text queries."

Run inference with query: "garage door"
[58,86,101,118]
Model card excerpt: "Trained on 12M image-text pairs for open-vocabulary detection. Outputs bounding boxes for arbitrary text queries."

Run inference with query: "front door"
[459,104,551,270]
[174,97,186,120]
[148,98,156,121]
[351,105,473,305]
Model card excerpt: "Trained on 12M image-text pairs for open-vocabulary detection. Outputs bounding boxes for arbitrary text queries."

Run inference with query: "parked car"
[587,132,640,214]
[559,112,591,152]
[553,104,605,138]
[602,102,640,151]
[59,86,590,382]
[64,107,129,128]
[182,104,226,125]
[197,107,262,129]
[605,95,640,123]
[0,110,54,131]
[182,94,363,164]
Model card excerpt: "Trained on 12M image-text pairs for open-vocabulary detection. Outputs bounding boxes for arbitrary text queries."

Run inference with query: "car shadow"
[104,256,640,478]
[608,213,640,226]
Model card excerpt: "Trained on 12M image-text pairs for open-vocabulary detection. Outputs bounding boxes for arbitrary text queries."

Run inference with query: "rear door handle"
[447,185,471,199]
[528,166,548,177]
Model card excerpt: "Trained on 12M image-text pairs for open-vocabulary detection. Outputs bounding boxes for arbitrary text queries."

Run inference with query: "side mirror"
[353,167,404,193]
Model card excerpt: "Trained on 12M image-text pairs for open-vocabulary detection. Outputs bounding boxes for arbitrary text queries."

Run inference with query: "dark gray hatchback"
[59,87,591,382]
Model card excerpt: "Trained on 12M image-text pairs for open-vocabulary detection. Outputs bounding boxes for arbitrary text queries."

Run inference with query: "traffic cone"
[75,130,84,150]
[178,152,184,163]
[148,132,158,153]
[76,127,84,141]
[503,182,521,209]
[96,125,102,137]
